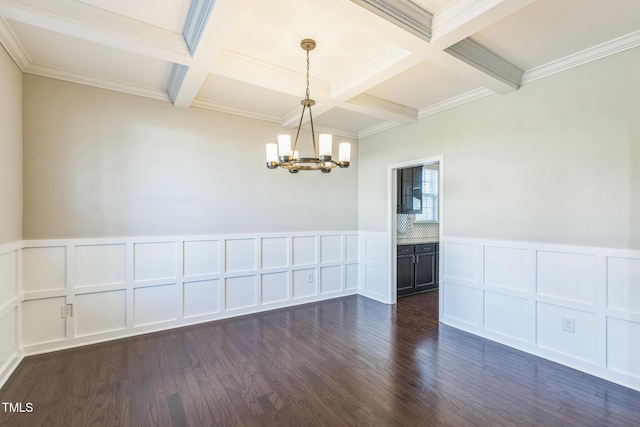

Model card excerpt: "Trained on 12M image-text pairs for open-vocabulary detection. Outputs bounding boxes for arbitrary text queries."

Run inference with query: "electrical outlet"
[61,304,73,319]
[307,273,314,283]
[562,317,575,333]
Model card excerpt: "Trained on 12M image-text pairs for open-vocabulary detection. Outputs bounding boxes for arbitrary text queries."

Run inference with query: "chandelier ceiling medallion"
[265,38,351,173]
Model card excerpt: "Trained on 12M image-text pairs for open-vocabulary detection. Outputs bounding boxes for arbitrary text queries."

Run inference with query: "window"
[415,166,438,222]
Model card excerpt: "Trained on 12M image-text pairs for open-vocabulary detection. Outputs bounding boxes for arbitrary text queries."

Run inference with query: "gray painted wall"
[358,46,640,250]
[0,46,22,245]
[22,76,358,239]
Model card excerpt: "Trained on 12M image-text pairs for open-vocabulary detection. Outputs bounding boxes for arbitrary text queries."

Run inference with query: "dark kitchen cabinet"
[397,243,438,297]
[397,166,422,214]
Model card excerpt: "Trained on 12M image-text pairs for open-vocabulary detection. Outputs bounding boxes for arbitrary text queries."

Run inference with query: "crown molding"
[0,17,29,70]
[183,0,216,55]
[358,121,401,139]
[25,63,170,102]
[191,98,282,124]
[349,0,432,42]
[418,87,494,119]
[521,30,640,85]
[191,98,358,139]
[167,64,188,104]
[433,0,502,37]
[0,0,191,64]
[347,93,418,123]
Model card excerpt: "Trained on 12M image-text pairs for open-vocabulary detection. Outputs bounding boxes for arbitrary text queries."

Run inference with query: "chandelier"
[265,39,351,173]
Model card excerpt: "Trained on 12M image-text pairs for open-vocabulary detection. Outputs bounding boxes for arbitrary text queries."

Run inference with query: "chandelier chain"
[305,48,310,100]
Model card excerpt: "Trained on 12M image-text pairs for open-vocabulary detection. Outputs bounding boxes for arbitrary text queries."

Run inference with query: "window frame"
[414,166,439,223]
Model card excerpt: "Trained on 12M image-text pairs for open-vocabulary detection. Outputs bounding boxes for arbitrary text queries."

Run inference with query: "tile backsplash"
[396,214,439,244]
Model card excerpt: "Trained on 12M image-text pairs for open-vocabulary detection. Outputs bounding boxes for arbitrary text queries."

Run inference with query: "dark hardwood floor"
[1,291,639,426]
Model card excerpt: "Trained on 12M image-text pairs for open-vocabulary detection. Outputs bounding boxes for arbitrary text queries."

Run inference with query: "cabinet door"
[397,167,422,214]
[410,166,422,212]
[414,251,436,292]
[397,254,415,296]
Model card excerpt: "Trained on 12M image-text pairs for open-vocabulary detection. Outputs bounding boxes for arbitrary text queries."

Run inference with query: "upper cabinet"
[397,166,422,214]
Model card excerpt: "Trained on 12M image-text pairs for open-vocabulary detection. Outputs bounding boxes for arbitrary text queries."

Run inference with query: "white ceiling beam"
[169,0,249,107]
[430,0,537,49]
[272,0,536,131]
[283,53,423,127]
[346,0,534,93]
[211,50,332,99]
[349,0,433,42]
[445,38,522,91]
[346,93,418,123]
[0,0,191,64]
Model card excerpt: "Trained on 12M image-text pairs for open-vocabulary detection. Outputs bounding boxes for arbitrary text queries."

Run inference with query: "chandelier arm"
[292,103,307,155]
[308,103,317,157]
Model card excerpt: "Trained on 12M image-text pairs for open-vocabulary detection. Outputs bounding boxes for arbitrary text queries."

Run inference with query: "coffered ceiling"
[1,0,639,138]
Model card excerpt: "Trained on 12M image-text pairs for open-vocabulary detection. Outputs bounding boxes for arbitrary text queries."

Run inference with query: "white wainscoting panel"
[293,236,317,266]
[364,265,386,298]
[443,242,479,284]
[607,257,640,314]
[184,279,221,317]
[261,272,289,304]
[75,290,126,336]
[484,246,529,292]
[226,239,257,273]
[321,265,342,294]
[7,232,357,385]
[360,232,389,302]
[0,310,16,370]
[484,291,528,341]
[536,302,597,363]
[321,235,342,263]
[134,283,180,326]
[22,297,67,345]
[443,282,479,326]
[365,233,387,265]
[346,235,358,262]
[607,317,640,379]
[345,263,358,290]
[183,240,220,277]
[441,236,640,392]
[226,275,257,311]
[23,246,66,293]
[0,243,22,390]
[261,238,288,269]
[76,244,126,287]
[293,268,317,299]
[134,242,177,282]
[537,251,596,305]
[0,251,17,302]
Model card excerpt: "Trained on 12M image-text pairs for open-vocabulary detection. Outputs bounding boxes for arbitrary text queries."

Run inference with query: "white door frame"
[386,155,444,316]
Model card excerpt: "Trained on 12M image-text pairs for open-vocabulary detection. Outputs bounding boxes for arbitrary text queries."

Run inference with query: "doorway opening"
[387,156,443,318]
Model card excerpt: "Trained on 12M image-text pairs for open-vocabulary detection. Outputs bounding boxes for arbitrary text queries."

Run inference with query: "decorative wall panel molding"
[441,237,640,392]
[358,232,389,302]
[0,242,22,390]
[18,231,358,357]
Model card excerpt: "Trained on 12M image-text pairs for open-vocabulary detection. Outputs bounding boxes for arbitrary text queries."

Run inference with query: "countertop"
[397,238,439,245]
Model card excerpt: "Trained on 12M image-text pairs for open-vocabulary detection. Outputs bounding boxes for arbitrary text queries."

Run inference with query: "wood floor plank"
[2,291,640,426]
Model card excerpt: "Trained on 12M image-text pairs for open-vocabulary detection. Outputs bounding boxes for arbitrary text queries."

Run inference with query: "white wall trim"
[440,236,640,392]
[0,240,24,390]
[521,29,640,84]
[16,231,359,357]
